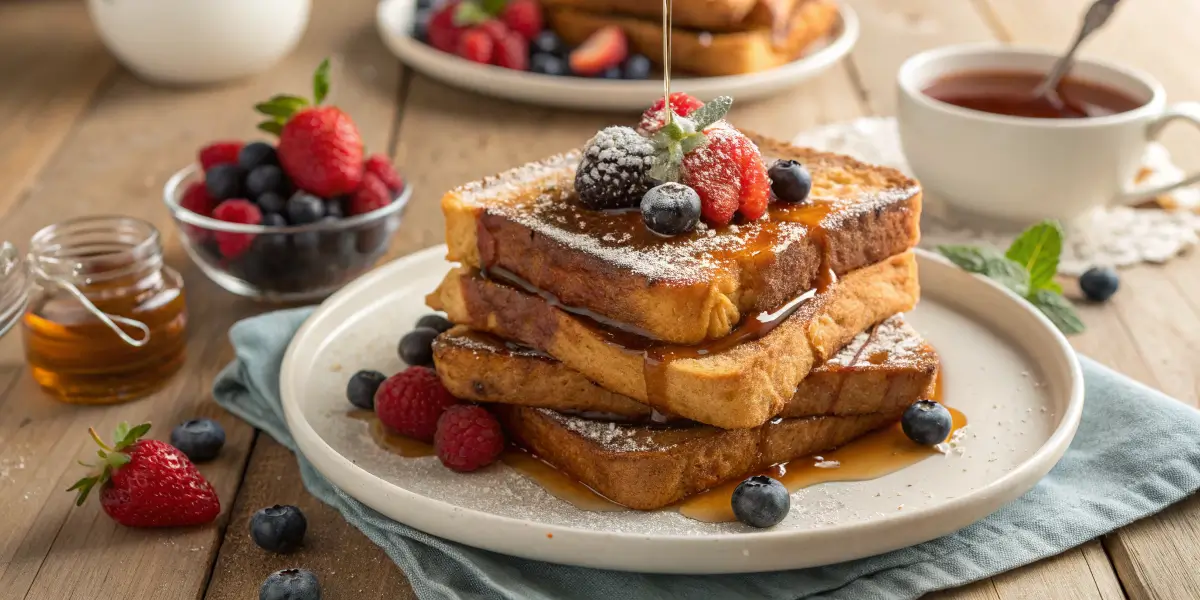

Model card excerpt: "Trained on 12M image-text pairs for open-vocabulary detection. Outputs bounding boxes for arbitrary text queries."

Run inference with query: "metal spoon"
[1033,0,1122,105]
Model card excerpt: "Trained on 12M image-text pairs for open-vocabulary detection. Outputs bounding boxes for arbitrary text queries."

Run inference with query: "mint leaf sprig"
[938,220,1085,335]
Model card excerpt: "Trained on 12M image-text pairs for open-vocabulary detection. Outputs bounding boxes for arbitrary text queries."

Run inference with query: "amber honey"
[20,217,187,404]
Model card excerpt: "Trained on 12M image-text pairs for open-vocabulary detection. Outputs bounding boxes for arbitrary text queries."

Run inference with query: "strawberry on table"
[569,25,628,76]
[254,59,365,198]
[68,422,221,528]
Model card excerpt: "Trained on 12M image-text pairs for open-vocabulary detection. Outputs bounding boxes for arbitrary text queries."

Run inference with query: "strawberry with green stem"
[255,59,365,198]
[68,422,221,528]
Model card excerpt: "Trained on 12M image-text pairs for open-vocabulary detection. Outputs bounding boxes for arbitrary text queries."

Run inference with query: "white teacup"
[896,44,1200,223]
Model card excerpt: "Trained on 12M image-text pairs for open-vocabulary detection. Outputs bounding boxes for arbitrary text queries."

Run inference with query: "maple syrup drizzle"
[501,448,626,512]
[662,0,673,126]
[349,410,435,457]
[678,406,969,523]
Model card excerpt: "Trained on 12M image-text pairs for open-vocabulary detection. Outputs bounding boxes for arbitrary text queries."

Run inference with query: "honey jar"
[4,217,188,404]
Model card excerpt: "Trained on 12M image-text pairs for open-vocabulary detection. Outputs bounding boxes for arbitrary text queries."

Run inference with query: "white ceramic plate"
[281,246,1083,574]
[375,0,859,110]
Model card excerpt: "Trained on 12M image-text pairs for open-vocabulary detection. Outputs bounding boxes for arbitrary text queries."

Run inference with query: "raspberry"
[348,172,393,215]
[681,125,767,226]
[637,93,705,135]
[375,366,458,443]
[364,154,404,192]
[180,181,216,217]
[427,1,463,53]
[199,141,243,172]
[434,405,504,472]
[574,126,655,210]
[456,27,494,64]
[493,31,529,71]
[501,0,543,41]
[211,199,262,258]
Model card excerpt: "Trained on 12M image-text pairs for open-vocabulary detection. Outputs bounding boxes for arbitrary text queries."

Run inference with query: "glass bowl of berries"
[163,141,411,303]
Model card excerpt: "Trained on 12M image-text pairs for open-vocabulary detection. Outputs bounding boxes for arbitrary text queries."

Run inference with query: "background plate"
[375,0,859,110]
[281,246,1084,574]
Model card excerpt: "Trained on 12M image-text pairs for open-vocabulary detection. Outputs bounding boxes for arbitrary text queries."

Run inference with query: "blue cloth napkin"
[214,308,1200,600]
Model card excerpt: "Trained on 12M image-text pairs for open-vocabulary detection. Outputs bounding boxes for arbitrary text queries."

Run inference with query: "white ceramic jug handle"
[1118,101,1200,205]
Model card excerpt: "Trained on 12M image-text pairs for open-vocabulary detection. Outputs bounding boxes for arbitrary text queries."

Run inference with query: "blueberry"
[238,141,279,170]
[324,198,345,219]
[641,183,701,236]
[355,222,392,255]
[346,370,386,410]
[532,30,567,56]
[622,54,652,80]
[416,313,454,333]
[250,505,308,553]
[261,212,287,227]
[901,400,953,446]
[257,192,286,215]
[206,164,245,201]
[1079,266,1119,302]
[169,418,226,462]
[260,568,320,600]
[530,53,568,76]
[247,165,289,198]
[768,159,813,204]
[399,327,439,366]
[292,230,320,254]
[599,66,623,79]
[730,475,790,528]
[286,192,326,225]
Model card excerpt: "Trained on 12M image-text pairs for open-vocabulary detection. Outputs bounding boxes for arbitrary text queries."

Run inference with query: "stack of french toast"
[424,93,936,513]
[542,0,841,75]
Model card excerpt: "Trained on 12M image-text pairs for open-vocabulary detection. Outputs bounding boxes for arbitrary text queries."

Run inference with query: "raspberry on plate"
[569,25,628,76]
[434,404,504,472]
[637,92,705,135]
[348,172,393,215]
[501,0,543,41]
[364,154,404,192]
[199,141,243,172]
[212,199,262,258]
[375,366,459,443]
[457,27,494,64]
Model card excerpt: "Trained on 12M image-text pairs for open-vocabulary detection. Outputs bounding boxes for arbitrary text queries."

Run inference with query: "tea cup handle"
[1117,102,1200,205]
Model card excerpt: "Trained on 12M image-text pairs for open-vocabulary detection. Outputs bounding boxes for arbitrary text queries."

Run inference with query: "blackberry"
[574,126,656,210]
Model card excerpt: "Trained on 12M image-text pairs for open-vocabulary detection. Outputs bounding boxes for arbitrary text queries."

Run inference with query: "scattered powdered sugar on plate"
[794,117,1200,274]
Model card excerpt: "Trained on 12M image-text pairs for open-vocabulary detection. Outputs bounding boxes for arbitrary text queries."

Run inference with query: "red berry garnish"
[568,25,627,76]
[427,1,464,53]
[456,27,494,64]
[681,125,768,226]
[500,0,543,41]
[493,31,529,71]
[364,154,404,193]
[180,181,216,217]
[374,366,459,443]
[434,405,504,472]
[211,199,262,258]
[199,141,243,172]
[637,92,705,135]
[348,172,393,216]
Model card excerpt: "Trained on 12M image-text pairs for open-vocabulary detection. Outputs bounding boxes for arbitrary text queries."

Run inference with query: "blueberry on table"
[1079,266,1119,302]
[238,141,279,170]
[260,568,321,600]
[531,53,568,76]
[532,30,567,56]
[205,164,245,201]
[170,418,226,462]
[250,504,308,553]
[399,327,440,366]
[901,400,953,446]
[347,370,387,410]
[416,313,454,334]
[247,165,289,198]
[622,54,652,80]
[257,192,286,215]
[731,475,790,528]
[768,159,813,205]
[286,192,326,225]
[641,183,701,237]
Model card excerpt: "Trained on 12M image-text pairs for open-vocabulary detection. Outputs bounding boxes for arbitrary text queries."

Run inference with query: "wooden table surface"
[2,0,1198,598]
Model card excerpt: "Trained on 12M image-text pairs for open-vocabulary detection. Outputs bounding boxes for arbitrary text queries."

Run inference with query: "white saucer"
[375,0,859,110]
[281,246,1083,574]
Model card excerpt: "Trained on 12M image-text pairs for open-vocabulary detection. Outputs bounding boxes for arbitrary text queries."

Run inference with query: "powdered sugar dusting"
[544,409,661,452]
[826,315,926,367]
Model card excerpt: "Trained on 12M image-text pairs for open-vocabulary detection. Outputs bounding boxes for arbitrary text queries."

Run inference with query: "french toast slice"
[546,0,839,76]
[434,315,938,421]
[428,251,920,429]
[540,0,798,33]
[442,134,921,346]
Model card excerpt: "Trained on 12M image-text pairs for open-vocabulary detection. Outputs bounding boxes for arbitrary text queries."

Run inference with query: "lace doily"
[793,117,1200,275]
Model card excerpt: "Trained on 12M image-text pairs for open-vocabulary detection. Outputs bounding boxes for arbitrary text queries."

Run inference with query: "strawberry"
[501,0,543,41]
[493,30,529,70]
[681,125,769,225]
[348,172,393,215]
[68,423,220,528]
[255,59,365,198]
[198,141,242,172]
[365,154,405,192]
[637,92,705,135]
[457,27,494,64]
[427,1,464,53]
[568,26,628,76]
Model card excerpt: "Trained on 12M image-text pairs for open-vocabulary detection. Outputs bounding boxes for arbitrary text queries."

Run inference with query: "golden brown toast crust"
[546,0,838,76]
[497,405,907,510]
[427,251,920,429]
[540,0,796,32]
[433,316,938,420]
[442,133,921,345]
